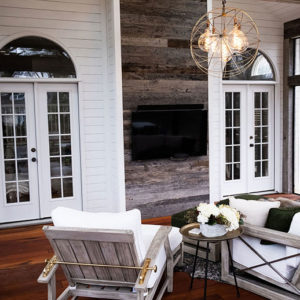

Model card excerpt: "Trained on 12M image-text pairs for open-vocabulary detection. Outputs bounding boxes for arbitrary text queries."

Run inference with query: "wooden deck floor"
[0,216,266,300]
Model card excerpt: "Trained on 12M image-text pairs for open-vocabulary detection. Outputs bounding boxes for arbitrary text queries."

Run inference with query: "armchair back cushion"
[51,207,146,264]
[286,212,300,268]
[229,197,280,227]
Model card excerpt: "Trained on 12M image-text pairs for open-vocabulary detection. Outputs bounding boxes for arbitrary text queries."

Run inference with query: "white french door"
[0,83,81,223]
[222,84,275,196]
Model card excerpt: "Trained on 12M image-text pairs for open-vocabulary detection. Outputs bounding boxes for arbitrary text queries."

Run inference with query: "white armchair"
[38,207,182,300]
[222,212,300,300]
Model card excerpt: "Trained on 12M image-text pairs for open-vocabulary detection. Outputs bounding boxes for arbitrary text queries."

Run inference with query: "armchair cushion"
[141,224,182,288]
[229,197,280,227]
[286,212,300,268]
[232,235,295,283]
[51,207,146,264]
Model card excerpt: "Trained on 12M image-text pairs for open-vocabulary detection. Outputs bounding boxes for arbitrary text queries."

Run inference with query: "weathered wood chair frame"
[221,223,300,300]
[38,225,182,300]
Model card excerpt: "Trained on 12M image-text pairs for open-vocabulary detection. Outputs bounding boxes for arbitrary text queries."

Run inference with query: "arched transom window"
[223,50,275,81]
[0,36,76,78]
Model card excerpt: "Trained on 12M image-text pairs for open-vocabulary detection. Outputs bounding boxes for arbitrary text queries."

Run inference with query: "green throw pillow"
[235,194,267,200]
[261,207,300,245]
[216,194,266,207]
[217,198,229,206]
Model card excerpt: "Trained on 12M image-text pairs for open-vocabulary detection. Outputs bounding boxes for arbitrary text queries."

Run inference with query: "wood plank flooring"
[0,217,266,300]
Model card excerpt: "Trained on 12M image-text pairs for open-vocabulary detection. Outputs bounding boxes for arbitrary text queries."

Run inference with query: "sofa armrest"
[242,223,300,249]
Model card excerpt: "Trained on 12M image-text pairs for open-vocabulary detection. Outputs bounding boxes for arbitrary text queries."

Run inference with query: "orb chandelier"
[190,0,260,78]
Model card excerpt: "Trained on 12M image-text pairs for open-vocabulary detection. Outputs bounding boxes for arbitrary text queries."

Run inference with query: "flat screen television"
[131,104,207,161]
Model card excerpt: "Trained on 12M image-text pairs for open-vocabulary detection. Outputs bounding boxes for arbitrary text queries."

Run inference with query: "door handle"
[31,148,36,152]
[31,157,37,162]
[249,144,254,147]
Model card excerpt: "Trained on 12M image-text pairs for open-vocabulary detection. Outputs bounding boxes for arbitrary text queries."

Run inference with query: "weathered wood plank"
[100,242,126,282]
[55,239,84,279]
[68,240,98,280]
[114,243,139,282]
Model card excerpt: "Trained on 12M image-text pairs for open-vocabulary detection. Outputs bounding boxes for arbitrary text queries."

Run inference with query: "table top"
[180,223,244,242]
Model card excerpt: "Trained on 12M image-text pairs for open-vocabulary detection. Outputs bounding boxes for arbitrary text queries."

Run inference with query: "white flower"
[197,203,220,218]
[219,205,240,231]
[197,214,209,224]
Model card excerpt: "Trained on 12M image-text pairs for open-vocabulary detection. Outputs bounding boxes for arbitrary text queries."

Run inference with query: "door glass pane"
[225,92,241,181]
[59,93,70,112]
[2,116,14,136]
[0,92,30,204]
[51,179,61,198]
[47,92,73,199]
[15,116,26,136]
[49,136,60,155]
[3,138,15,159]
[17,160,28,180]
[5,161,16,181]
[6,182,17,203]
[47,92,58,112]
[14,93,25,114]
[63,178,73,197]
[48,115,59,134]
[254,92,269,178]
[16,138,27,158]
[1,93,12,114]
[19,181,30,202]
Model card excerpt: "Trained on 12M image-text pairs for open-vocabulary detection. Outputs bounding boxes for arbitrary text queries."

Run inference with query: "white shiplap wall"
[0,0,124,212]
[209,0,300,202]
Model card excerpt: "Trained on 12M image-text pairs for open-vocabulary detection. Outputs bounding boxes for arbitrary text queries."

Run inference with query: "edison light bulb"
[229,23,248,53]
[210,35,231,63]
[220,36,231,62]
[198,27,213,52]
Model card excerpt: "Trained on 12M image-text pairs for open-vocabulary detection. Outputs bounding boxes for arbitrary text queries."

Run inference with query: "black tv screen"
[131,105,207,160]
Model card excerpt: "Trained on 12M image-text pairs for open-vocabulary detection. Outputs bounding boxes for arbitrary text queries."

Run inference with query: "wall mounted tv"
[131,104,208,161]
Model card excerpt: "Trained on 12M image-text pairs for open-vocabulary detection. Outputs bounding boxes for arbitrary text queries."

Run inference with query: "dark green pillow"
[217,198,229,206]
[216,194,266,207]
[261,207,300,245]
[235,194,267,200]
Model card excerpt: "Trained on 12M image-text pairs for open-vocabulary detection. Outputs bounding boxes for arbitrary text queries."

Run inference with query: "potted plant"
[196,203,243,237]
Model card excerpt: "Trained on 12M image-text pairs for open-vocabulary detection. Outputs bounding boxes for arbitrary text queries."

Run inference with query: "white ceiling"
[261,0,300,23]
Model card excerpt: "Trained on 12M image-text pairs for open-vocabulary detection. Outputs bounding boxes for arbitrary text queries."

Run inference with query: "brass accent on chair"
[43,255,58,277]
[43,255,157,284]
[139,258,157,284]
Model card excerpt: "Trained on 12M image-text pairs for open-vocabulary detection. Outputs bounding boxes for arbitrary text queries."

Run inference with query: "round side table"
[180,223,244,300]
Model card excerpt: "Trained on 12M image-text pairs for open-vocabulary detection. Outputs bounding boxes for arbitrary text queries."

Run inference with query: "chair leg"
[47,274,56,300]
[164,238,174,292]
[179,242,184,267]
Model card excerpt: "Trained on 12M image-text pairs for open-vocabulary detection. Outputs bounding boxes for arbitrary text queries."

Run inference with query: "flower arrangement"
[196,203,243,231]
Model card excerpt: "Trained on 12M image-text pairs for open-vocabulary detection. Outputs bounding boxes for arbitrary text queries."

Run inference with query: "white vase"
[200,224,227,237]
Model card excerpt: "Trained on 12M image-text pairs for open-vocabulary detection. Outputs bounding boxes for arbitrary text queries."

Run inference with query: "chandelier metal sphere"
[190,0,260,78]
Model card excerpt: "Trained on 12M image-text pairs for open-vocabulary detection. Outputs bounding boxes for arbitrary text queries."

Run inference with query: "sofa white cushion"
[51,207,146,264]
[229,197,280,226]
[232,235,295,283]
[286,212,300,268]
[141,224,182,288]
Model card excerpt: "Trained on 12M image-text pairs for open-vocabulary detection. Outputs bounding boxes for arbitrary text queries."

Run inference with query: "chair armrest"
[37,260,59,284]
[242,223,300,248]
[134,226,172,291]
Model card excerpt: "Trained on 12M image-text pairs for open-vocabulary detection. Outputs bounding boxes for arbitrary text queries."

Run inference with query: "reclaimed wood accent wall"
[120,0,209,218]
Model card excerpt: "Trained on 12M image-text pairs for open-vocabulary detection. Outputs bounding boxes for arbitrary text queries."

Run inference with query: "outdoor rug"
[175,253,222,282]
